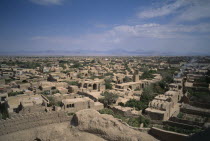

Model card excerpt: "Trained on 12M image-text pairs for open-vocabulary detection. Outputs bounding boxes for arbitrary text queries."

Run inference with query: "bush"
[46,96,62,107]
[99,108,127,122]
[127,116,150,127]
[177,112,184,119]
[125,99,147,110]
[99,108,150,128]
[99,108,114,115]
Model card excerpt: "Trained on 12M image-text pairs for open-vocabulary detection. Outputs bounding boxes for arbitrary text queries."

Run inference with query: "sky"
[0,0,210,56]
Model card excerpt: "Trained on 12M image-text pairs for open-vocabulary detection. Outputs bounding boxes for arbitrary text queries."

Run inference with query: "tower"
[133,70,139,82]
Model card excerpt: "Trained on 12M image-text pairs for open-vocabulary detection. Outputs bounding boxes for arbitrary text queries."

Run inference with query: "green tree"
[100,91,118,107]
[104,78,113,89]
[140,70,156,80]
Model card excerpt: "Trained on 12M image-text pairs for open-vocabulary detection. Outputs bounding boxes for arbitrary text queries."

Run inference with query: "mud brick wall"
[150,127,188,141]
[0,111,71,136]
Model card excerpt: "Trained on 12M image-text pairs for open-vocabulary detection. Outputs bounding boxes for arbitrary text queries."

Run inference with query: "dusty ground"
[0,122,106,141]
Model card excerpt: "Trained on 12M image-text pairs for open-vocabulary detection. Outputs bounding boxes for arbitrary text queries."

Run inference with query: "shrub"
[99,108,114,115]
[127,116,150,127]
[177,112,184,119]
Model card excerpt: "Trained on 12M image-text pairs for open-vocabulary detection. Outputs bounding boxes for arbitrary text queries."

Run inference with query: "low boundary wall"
[150,127,188,141]
[0,111,71,136]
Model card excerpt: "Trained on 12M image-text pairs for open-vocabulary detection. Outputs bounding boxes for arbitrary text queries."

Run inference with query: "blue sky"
[1,0,210,56]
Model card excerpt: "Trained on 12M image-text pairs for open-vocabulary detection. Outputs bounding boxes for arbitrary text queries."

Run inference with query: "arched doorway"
[84,83,87,88]
[93,84,97,90]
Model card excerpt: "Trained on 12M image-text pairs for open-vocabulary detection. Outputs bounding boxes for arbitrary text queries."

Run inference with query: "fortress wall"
[0,111,71,136]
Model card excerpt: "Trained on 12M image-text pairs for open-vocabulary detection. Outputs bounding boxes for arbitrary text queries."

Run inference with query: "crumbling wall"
[0,111,71,136]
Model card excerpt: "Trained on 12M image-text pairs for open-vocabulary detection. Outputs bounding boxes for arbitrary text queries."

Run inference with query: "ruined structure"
[62,97,103,112]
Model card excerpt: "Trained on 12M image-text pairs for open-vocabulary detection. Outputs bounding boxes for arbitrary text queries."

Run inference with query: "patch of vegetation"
[124,84,160,110]
[77,73,83,79]
[99,108,115,115]
[59,60,69,64]
[67,81,79,86]
[99,108,150,127]
[104,78,113,89]
[152,82,166,94]
[99,91,119,107]
[124,63,131,72]
[140,70,156,80]
[61,70,70,73]
[59,63,67,69]
[157,68,178,84]
[186,88,210,103]
[71,62,82,68]
[67,113,75,116]
[46,96,62,107]
[163,125,203,135]
[177,112,184,119]
[124,99,147,111]
[8,91,24,97]
[51,90,60,94]
[127,116,150,127]
[104,72,114,76]
[5,78,14,84]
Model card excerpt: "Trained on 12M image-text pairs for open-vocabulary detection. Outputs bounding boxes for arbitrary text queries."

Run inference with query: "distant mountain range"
[0,49,209,56]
